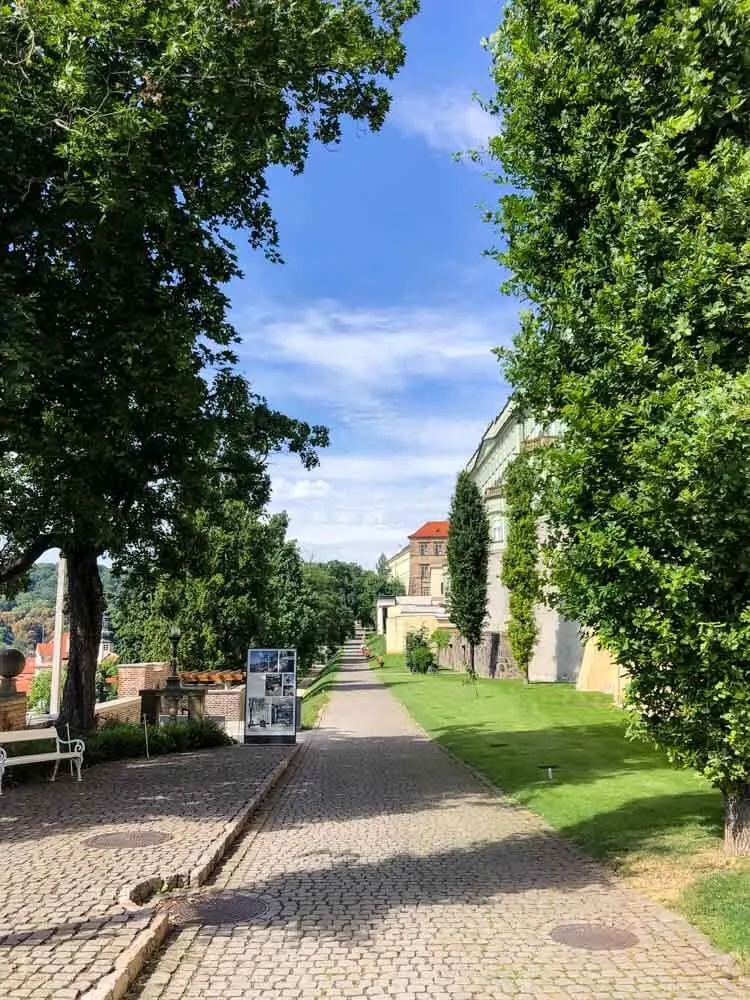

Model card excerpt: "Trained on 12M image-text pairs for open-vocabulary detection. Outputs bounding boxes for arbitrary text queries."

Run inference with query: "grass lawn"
[368,634,750,968]
[300,653,341,729]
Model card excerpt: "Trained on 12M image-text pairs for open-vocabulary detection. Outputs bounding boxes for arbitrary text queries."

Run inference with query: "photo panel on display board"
[279,649,296,674]
[247,698,270,728]
[247,648,280,673]
[246,673,265,698]
[281,672,296,697]
[270,697,294,730]
[265,673,283,697]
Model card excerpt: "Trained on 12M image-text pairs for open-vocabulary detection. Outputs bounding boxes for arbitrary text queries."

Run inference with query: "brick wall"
[205,685,245,723]
[117,662,170,697]
[94,696,141,727]
[408,537,448,596]
[0,694,28,732]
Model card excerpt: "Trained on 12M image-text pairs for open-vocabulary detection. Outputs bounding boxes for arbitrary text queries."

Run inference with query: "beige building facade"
[465,402,583,683]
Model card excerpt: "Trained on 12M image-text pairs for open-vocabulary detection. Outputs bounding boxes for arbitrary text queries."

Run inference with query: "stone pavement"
[127,644,745,1000]
[0,743,294,999]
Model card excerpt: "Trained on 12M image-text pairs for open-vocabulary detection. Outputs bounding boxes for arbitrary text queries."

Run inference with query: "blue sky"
[231,2,516,567]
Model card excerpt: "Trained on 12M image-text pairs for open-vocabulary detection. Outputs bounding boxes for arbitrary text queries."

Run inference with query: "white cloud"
[272,477,332,501]
[233,297,515,567]
[390,90,497,154]
[237,300,505,390]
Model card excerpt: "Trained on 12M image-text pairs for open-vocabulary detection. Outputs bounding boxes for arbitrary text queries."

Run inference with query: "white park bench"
[0,727,85,794]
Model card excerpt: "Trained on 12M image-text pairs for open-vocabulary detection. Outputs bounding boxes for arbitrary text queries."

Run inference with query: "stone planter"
[0,648,25,697]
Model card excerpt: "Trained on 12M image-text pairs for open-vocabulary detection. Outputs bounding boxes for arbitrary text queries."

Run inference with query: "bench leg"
[50,759,60,783]
[74,756,82,782]
[0,766,3,796]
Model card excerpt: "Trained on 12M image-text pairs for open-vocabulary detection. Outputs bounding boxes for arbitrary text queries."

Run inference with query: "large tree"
[0,0,418,730]
[446,472,489,676]
[488,0,750,851]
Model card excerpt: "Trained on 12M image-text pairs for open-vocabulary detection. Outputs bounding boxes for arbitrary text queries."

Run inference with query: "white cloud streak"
[390,90,497,154]
[234,297,515,566]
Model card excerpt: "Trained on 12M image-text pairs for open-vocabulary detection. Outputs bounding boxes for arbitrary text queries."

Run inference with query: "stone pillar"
[376,604,386,634]
[0,694,28,731]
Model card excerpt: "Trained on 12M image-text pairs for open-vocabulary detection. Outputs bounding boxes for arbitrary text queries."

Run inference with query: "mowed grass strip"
[371,643,750,968]
[300,652,341,729]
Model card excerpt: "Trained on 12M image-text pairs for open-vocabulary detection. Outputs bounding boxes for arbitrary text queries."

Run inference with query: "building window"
[420,563,430,579]
[419,542,428,555]
[492,519,505,544]
[434,542,443,556]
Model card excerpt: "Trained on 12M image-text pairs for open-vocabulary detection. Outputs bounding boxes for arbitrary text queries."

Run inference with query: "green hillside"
[0,563,120,653]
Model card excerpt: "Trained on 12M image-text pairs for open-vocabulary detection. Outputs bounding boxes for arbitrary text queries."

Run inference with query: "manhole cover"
[84,830,172,849]
[166,891,273,926]
[550,923,638,951]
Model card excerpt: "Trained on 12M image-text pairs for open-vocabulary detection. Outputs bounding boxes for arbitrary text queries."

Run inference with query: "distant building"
[464,401,596,684]
[35,632,70,667]
[98,611,115,662]
[407,521,449,596]
[385,545,410,593]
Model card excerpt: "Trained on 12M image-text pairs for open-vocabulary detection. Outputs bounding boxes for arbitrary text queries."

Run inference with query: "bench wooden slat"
[0,728,59,744]
[4,752,79,766]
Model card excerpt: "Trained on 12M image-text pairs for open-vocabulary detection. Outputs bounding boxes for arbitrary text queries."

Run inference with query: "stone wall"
[117,662,170,697]
[0,694,28,731]
[438,631,520,679]
[94,695,141,727]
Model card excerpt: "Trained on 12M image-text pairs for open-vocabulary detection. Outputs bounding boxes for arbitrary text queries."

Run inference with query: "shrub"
[86,719,232,766]
[405,628,435,674]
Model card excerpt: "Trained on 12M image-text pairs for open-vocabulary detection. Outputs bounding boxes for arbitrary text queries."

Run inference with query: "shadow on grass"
[561,791,724,860]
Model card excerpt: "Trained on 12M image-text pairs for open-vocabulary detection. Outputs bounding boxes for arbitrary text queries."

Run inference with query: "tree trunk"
[58,542,104,734]
[468,642,475,677]
[724,785,750,856]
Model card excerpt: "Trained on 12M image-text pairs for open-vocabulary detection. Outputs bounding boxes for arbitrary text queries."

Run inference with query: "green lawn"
[371,640,750,968]
[300,653,341,729]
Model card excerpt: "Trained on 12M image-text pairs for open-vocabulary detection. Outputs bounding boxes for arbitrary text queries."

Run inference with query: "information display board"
[245,648,297,744]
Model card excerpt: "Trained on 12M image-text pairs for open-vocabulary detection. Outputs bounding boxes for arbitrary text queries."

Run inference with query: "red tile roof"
[409,520,449,540]
[17,655,38,695]
[36,633,70,662]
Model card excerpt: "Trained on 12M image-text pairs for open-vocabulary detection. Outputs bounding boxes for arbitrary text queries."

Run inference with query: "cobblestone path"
[0,744,293,999]
[129,645,744,1000]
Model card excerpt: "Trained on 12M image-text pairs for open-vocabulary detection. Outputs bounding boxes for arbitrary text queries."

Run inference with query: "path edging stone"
[80,746,300,1000]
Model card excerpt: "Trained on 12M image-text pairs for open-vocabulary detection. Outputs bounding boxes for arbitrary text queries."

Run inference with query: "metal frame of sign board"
[244,647,297,745]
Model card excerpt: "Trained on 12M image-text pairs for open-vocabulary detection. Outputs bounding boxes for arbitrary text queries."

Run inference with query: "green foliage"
[446,471,489,675]
[430,628,451,653]
[0,563,120,655]
[29,669,54,714]
[85,719,232,767]
[405,627,435,674]
[487,0,750,835]
[501,451,542,680]
[111,509,371,675]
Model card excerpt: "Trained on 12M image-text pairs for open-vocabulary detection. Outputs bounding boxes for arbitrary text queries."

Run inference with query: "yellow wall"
[385,608,453,655]
[576,637,628,705]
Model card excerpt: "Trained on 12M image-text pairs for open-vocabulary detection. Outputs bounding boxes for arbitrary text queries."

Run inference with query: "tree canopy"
[488,0,750,851]
[0,0,418,729]
[446,471,489,676]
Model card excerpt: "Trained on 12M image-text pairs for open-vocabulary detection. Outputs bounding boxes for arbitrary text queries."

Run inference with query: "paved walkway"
[128,645,744,1000]
[0,743,294,999]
